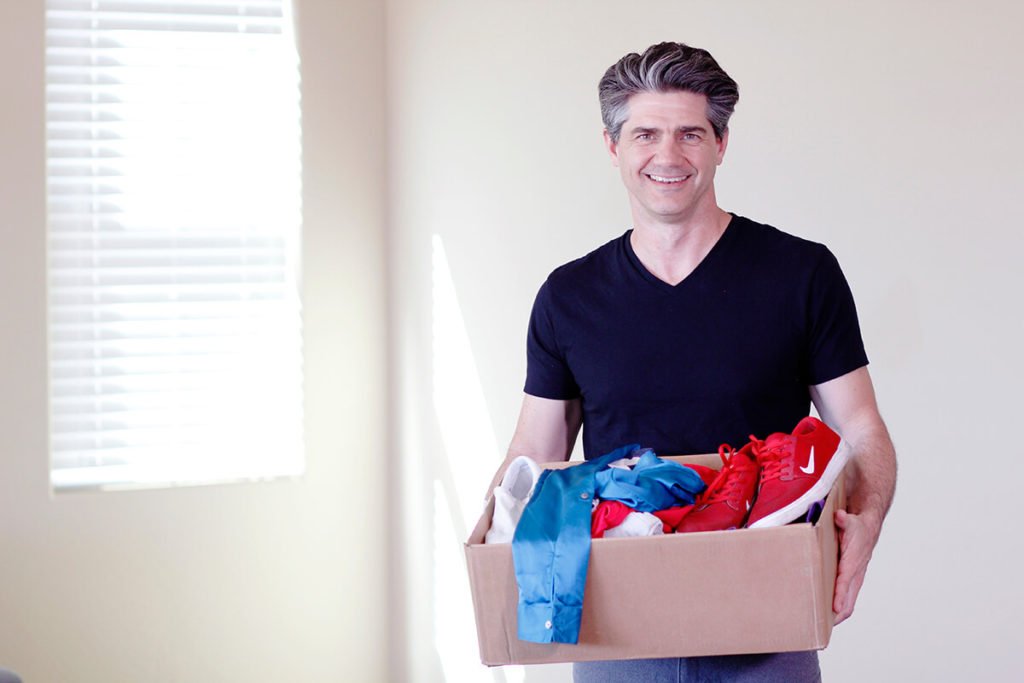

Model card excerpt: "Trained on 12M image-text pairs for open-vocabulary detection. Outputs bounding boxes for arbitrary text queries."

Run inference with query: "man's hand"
[833,507,882,624]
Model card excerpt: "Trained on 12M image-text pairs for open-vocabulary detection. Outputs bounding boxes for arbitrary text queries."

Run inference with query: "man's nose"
[653,137,685,164]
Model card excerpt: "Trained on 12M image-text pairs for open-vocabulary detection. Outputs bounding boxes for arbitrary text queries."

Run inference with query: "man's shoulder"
[544,231,630,288]
[732,214,828,253]
[730,214,834,269]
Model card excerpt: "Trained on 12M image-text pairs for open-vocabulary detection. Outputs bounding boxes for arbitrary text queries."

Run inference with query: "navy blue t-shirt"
[525,214,868,459]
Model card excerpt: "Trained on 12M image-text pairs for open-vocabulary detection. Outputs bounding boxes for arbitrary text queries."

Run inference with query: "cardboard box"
[464,454,844,666]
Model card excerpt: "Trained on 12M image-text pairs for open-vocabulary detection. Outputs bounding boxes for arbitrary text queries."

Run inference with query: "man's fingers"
[835,569,865,624]
[835,507,849,529]
[834,565,850,615]
[833,508,868,624]
[832,506,879,626]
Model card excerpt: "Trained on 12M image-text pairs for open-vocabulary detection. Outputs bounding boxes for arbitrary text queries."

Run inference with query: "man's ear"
[603,129,620,167]
[716,128,729,165]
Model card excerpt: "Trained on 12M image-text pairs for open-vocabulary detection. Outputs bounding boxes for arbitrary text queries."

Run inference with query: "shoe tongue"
[756,433,791,464]
[732,449,758,469]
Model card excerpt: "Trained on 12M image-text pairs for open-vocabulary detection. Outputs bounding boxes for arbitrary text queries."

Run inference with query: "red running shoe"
[745,416,850,529]
[675,442,760,533]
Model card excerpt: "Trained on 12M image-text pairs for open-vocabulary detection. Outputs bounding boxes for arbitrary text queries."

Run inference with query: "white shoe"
[485,456,542,544]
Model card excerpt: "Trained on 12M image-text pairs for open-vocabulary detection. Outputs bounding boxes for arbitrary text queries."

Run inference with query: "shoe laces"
[751,434,790,483]
[700,444,748,505]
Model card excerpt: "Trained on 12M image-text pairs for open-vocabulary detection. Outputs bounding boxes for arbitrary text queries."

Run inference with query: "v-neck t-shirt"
[524,214,868,459]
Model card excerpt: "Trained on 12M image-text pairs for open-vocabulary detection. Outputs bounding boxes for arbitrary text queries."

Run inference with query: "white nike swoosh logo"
[800,445,816,475]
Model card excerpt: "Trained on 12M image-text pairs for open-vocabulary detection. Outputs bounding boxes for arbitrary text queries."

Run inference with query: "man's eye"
[682,133,700,142]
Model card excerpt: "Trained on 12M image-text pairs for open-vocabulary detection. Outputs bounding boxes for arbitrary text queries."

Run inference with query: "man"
[491,42,897,682]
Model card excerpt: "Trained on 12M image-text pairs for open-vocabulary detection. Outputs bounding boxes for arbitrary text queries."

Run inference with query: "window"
[45,0,303,490]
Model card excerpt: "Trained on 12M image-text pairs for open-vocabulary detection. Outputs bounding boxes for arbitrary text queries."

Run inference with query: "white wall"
[0,2,390,682]
[389,1,1024,681]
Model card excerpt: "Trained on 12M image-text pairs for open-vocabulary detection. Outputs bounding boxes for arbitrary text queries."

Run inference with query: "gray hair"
[599,42,739,143]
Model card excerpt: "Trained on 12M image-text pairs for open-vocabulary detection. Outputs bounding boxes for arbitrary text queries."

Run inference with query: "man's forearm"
[485,394,582,497]
[843,420,897,530]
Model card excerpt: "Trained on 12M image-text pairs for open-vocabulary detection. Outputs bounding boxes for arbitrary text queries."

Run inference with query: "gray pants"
[0,669,21,683]
[573,651,821,683]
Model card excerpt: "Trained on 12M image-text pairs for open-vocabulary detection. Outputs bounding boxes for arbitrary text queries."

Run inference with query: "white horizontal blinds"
[46,0,303,490]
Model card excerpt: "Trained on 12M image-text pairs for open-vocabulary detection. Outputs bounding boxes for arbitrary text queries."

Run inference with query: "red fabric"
[687,463,721,487]
[653,505,695,532]
[591,500,634,538]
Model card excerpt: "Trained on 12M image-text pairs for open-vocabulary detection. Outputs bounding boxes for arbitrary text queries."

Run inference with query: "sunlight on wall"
[430,234,500,528]
[431,235,524,683]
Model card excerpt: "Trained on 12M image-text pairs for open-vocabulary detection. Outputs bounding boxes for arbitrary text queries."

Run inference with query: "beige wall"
[0,2,389,682]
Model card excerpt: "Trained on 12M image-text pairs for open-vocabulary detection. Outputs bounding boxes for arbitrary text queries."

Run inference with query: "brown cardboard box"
[464,454,845,666]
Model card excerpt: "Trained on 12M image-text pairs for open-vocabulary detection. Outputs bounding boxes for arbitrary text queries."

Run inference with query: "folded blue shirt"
[595,450,705,512]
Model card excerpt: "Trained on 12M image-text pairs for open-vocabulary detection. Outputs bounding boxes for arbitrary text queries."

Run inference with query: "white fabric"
[603,511,664,538]
[485,456,543,544]
[606,456,641,470]
[602,456,634,473]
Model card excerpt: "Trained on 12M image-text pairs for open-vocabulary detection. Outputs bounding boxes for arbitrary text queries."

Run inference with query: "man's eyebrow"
[626,124,709,135]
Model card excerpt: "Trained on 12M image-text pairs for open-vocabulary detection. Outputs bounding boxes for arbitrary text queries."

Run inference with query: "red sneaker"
[675,442,760,533]
[745,416,850,529]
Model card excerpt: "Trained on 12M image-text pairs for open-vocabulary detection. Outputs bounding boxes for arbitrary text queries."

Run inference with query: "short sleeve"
[524,280,581,400]
[805,247,869,385]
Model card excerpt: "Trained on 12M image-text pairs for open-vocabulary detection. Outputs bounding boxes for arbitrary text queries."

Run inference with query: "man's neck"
[629,207,732,286]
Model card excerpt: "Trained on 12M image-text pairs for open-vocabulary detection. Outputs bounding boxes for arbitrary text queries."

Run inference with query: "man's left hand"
[833,507,882,624]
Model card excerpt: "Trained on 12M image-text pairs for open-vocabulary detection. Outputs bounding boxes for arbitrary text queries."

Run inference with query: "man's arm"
[485,393,583,495]
[810,366,897,625]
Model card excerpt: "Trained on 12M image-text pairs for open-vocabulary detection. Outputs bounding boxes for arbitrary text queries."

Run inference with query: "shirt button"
[580,492,590,500]
[545,620,553,629]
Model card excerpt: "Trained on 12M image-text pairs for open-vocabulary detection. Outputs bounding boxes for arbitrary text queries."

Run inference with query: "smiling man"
[493,42,897,682]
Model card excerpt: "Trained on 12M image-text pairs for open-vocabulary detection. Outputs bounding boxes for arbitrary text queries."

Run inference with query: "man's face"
[604,90,728,226]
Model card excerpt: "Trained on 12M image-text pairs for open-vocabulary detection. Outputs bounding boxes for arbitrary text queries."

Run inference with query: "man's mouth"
[645,173,691,184]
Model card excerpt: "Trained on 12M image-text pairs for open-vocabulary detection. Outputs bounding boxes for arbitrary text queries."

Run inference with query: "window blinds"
[46,0,304,490]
